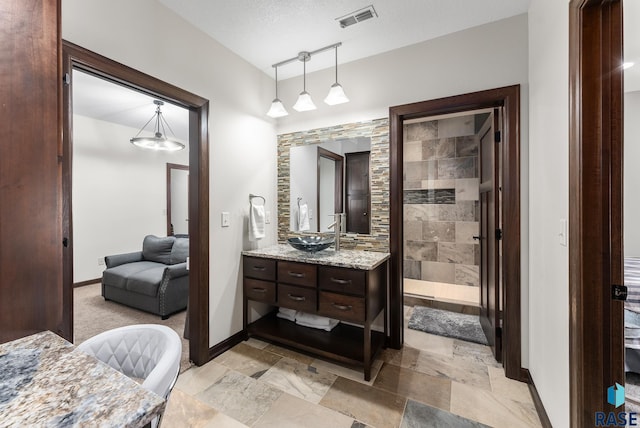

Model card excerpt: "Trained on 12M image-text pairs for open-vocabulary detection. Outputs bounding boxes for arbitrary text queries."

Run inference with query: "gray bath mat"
[408,306,488,345]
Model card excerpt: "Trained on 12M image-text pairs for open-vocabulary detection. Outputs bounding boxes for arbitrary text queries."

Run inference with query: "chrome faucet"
[327,213,344,252]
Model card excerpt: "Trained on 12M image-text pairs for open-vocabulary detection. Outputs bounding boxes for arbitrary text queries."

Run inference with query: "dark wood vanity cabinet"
[242,254,388,381]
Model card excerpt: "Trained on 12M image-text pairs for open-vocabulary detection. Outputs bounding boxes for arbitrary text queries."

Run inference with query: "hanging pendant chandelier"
[267,66,288,118]
[267,42,349,117]
[324,45,349,105]
[292,52,316,112]
[130,100,185,151]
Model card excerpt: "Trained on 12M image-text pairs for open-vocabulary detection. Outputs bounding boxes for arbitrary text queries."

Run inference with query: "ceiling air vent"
[337,5,378,28]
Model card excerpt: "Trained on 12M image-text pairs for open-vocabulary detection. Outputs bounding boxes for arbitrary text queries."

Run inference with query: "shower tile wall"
[403,116,480,291]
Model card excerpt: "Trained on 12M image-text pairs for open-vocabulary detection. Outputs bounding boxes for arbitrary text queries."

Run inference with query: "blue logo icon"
[608,383,625,408]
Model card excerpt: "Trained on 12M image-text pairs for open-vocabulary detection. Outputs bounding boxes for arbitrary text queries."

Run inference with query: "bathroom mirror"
[290,137,371,234]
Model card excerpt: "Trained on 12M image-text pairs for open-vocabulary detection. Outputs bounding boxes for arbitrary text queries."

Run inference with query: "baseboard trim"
[73,278,101,288]
[208,329,247,360]
[524,368,553,428]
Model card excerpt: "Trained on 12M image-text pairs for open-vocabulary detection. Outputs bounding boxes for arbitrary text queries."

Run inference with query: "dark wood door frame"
[569,0,624,425]
[62,41,211,365]
[389,85,523,380]
[166,163,189,236]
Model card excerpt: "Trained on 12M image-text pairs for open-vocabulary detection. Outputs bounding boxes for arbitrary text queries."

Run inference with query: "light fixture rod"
[271,42,342,68]
[334,46,338,83]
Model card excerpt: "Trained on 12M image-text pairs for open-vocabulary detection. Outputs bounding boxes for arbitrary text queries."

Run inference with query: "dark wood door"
[479,109,502,361]
[569,1,624,424]
[345,152,371,234]
[0,0,67,343]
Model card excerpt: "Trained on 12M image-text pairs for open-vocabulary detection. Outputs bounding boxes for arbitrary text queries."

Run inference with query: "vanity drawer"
[318,291,365,323]
[243,257,276,281]
[244,278,276,304]
[319,266,366,296]
[277,284,317,313]
[277,261,317,288]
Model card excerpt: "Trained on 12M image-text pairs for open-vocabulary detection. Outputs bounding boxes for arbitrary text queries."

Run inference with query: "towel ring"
[250,194,265,205]
[297,197,302,210]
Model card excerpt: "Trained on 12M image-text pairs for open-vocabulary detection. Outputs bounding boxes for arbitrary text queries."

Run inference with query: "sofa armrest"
[105,251,143,268]
[164,262,188,279]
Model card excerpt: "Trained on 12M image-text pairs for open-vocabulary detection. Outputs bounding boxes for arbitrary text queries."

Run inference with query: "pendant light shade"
[267,66,289,118]
[324,45,349,105]
[293,91,316,112]
[130,100,185,151]
[324,83,349,105]
[293,52,316,112]
[267,99,288,117]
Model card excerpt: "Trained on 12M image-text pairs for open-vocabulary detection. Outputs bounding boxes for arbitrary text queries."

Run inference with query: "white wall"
[625,91,640,257]
[63,0,278,347]
[527,0,570,426]
[72,115,189,282]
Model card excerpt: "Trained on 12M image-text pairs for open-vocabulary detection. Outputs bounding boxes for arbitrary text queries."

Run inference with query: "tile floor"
[162,306,542,428]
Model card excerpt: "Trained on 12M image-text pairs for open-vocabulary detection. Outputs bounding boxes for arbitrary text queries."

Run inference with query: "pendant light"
[324,45,349,105]
[266,66,288,118]
[292,52,317,112]
[130,100,185,151]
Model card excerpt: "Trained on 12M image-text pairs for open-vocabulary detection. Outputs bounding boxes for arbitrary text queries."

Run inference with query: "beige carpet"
[73,282,192,373]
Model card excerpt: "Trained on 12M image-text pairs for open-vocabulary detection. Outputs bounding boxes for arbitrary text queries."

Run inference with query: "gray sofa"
[102,235,189,319]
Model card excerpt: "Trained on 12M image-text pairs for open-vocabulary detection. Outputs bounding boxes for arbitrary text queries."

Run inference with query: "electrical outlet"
[98,257,105,266]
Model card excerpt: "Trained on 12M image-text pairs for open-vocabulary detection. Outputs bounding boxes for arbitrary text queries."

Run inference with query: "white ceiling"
[73,70,190,141]
[157,0,531,80]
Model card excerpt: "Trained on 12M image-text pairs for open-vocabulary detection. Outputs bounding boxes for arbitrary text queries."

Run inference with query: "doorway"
[390,85,523,380]
[167,163,190,236]
[62,41,211,365]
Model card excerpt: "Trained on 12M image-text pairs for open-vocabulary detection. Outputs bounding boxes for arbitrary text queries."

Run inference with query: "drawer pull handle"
[251,287,267,293]
[330,277,352,285]
[332,303,353,311]
[252,266,266,271]
[288,271,305,278]
[287,293,306,302]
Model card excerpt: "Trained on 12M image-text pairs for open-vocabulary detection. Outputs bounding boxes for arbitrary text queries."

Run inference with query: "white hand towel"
[249,204,265,241]
[276,307,297,322]
[295,312,337,327]
[296,318,339,332]
[298,203,310,232]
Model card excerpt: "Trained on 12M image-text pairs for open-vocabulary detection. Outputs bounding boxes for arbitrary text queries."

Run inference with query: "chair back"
[78,324,181,400]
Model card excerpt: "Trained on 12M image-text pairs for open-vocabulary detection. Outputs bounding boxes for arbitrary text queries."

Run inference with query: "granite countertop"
[0,331,165,427]
[242,244,390,270]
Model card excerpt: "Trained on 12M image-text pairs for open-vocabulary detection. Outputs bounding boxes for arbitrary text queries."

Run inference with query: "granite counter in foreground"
[242,244,390,270]
[0,331,165,427]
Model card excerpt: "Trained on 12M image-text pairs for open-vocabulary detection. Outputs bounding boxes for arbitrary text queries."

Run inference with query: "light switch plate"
[221,212,230,227]
[265,210,271,224]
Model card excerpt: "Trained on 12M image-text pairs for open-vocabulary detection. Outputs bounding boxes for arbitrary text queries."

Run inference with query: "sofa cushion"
[170,238,189,264]
[142,235,175,264]
[125,266,167,297]
[102,261,161,289]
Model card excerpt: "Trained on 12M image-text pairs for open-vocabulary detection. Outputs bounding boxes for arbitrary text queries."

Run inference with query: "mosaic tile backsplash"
[278,119,389,252]
[403,115,483,288]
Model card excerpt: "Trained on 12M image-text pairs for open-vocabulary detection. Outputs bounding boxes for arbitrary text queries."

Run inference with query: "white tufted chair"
[78,324,181,427]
